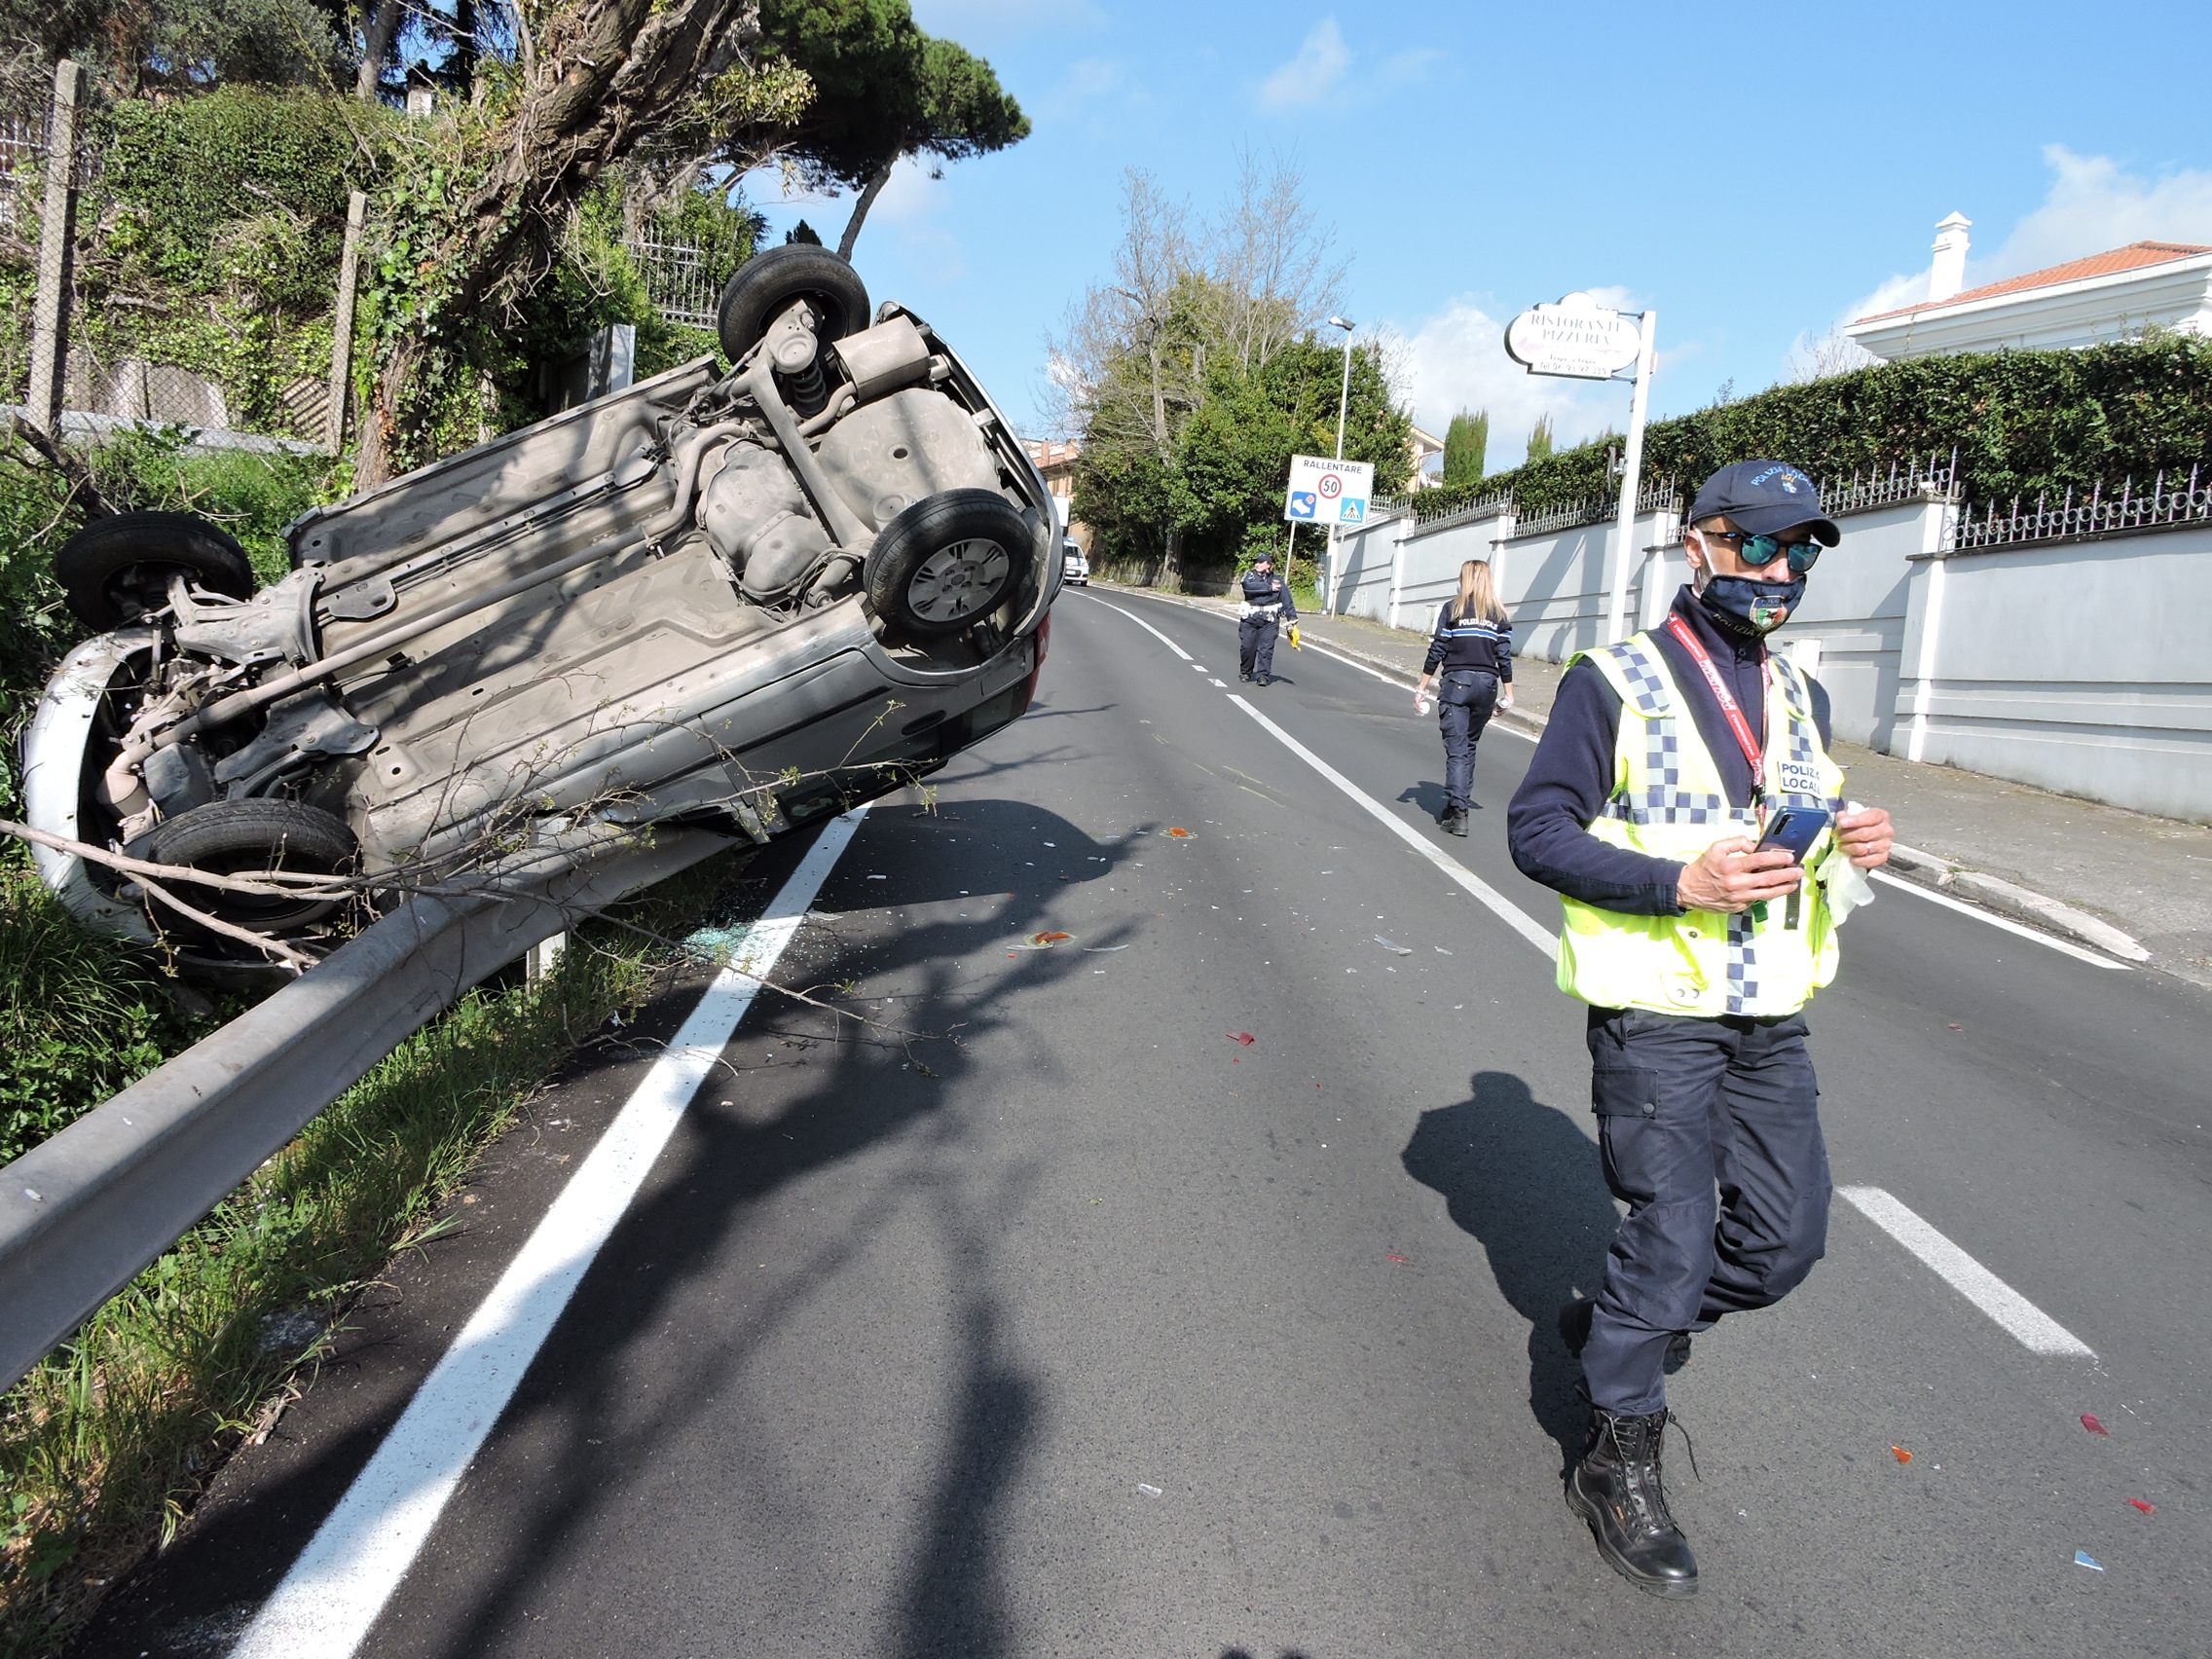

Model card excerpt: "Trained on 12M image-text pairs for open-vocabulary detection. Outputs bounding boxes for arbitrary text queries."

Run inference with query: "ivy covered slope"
[0,85,756,453]
[1412,334,2212,522]
[67,89,368,439]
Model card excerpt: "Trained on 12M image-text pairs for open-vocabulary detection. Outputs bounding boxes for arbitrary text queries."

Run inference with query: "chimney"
[1929,212,1972,305]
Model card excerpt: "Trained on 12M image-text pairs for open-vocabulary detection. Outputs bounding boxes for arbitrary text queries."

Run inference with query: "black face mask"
[1699,572,1805,637]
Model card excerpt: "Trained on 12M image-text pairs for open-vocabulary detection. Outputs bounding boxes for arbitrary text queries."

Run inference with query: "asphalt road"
[84,590,2212,1658]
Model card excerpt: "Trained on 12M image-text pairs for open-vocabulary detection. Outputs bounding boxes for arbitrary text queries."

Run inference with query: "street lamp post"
[1322,314,1354,615]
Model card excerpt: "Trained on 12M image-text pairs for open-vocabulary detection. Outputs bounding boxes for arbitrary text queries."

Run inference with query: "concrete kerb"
[1884,845,2152,962]
[1086,580,2150,968]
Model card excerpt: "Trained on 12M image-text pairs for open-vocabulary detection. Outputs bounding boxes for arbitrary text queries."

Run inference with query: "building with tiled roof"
[1845,214,2212,361]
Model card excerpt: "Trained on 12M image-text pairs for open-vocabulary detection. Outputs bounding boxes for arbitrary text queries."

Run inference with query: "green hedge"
[1411,335,2212,525]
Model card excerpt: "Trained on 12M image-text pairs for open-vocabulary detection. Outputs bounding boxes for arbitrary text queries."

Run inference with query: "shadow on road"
[1394,780,1449,818]
[82,792,1134,1658]
[1400,1070,1618,1465]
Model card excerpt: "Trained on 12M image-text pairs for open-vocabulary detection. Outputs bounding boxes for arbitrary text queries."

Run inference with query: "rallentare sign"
[1504,292,1642,380]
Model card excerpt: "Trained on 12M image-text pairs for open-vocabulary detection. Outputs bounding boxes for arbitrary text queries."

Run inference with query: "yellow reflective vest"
[1555,632,1847,1018]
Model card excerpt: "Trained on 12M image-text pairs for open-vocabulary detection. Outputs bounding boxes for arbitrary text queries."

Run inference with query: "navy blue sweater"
[1421,601,1514,681]
[1506,587,1833,916]
[1239,570,1298,617]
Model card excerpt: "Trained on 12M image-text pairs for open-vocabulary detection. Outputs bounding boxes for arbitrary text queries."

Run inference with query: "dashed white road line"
[1081,594,2108,1360]
[1081,594,1194,661]
[1228,694,1560,959]
[234,809,870,1659]
[1838,1186,2096,1356]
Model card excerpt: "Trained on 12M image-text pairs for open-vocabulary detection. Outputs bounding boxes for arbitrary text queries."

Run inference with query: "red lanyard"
[1664,613,1766,794]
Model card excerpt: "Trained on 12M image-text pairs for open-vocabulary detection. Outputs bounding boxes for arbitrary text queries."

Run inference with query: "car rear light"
[1018,611,1051,714]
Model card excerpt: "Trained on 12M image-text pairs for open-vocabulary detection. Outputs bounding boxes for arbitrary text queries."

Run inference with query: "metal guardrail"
[0,827,734,1392]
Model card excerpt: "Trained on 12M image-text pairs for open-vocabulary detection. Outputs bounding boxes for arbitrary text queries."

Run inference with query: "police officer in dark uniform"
[1506,461,1896,1599]
[1237,553,1296,685]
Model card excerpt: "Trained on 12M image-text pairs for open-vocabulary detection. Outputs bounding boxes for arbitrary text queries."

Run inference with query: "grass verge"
[0,843,758,1656]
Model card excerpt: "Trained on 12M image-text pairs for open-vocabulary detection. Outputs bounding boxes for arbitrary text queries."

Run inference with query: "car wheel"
[716,245,871,362]
[55,511,255,630]
[866,491,1030,639]
[144,798,357,939]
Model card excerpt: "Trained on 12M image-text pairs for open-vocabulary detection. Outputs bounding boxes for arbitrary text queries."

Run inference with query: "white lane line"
[234,809,869,1659]
[1088,593,2103,1361]
[1080,593,1193,661]
[1209,678,1228,687]
[1867,869,2128,970]
[1101,587,1547,740]
[1228,695,1559,959]
[1297,638,1400,684]
[1838,1186,2095,1357]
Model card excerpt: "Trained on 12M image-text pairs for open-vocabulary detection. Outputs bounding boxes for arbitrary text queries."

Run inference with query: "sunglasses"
[1700,529,1824,574]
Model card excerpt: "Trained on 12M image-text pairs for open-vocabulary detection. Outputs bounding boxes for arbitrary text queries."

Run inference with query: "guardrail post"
[25,58,87,436]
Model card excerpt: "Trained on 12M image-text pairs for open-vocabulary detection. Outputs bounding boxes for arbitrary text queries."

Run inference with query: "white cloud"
[1832,146,2212,339]
[1977,145,2212,280]
[1259,18,1351,111]
[1397,297,1641,470]
[1040,56,1128,120]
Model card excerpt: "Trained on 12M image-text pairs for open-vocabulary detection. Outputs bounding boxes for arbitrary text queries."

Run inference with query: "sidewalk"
[1091,581,2212,989]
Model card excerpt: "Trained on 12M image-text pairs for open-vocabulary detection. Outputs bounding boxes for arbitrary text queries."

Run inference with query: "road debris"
[1387,1254,1408,1264]
[1136,1483,1163,1496]
[2130,1498,2156,1515]
[1083,944,1129,952]
[1891,1446,1913,1464]
[1165,827,1193,838]
[1011,931,1074,950]
[1230,1032,1255,1045]
[1374,937,1413,955]
[2083,1414,2109,1435]
[2075,1550,2104,1571]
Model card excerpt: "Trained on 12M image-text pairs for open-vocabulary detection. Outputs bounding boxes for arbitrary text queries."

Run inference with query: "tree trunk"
[1160,527,1182,592]
[358,0,768,479]
[351,336,424,492]
[836,154,898,260]
[355,0,403,101]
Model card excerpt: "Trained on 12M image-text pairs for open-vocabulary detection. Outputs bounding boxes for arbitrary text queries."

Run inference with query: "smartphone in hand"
[1755,806,1832,866]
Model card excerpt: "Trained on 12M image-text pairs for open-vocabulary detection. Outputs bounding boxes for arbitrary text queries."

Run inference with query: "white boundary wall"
[1329,491,2212,823]
[1896,522,2212,824]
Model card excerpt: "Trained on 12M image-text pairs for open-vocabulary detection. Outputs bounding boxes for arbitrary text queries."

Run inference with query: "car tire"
[144,798,357,939]
[865,491,1030,639]
[716,245,871,362]
[55,511,255,630]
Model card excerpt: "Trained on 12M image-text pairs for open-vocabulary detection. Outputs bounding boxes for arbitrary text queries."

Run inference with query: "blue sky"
[742,0,2212,470]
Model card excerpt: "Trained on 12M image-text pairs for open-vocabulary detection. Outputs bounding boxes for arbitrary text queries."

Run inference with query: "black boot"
[1440,808,1468,836]
[1567,1408,1698,1598]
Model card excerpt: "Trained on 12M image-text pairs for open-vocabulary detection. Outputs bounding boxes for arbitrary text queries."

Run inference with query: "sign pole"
[1604,309,1658,645]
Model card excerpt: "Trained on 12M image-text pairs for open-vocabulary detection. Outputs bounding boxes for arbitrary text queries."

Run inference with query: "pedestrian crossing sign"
[1283,454,1375,526]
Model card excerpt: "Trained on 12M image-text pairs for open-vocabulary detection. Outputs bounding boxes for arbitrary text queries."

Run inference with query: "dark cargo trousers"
[1238,614,1281,679]
[1579,1005,1833,1417]
[1436,668,1498,811]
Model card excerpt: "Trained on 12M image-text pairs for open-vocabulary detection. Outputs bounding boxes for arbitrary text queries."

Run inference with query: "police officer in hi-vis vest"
[1236,552,1296,685]
[1506,461,1895,1599]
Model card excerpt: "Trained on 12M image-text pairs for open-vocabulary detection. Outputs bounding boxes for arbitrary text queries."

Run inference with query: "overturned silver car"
[23,247,1056,977]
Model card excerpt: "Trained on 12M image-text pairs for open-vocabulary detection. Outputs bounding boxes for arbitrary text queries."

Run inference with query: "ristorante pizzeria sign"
[1503,292,1643,380]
